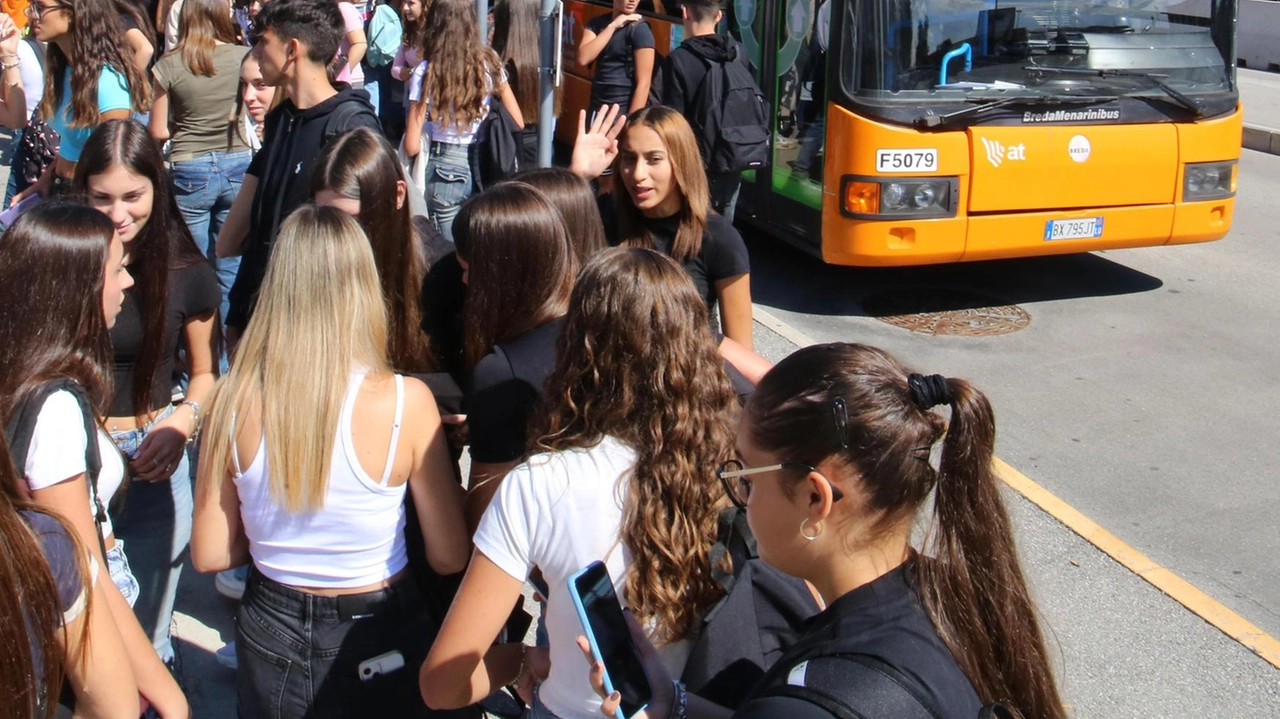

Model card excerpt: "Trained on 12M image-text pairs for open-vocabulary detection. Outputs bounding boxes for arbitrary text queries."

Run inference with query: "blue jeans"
[172,150,252,340]
[111,404,195,663]
[424,141,474,243]
[236,568,480,718]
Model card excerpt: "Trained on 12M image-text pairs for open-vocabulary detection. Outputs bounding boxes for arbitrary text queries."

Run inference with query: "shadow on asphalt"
[742,231,1166,318]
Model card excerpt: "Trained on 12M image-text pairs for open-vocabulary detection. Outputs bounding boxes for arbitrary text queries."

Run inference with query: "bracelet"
[181,399,202,441]
[512,644,530,687]
[0,60,19,71]
[669,680,688,719]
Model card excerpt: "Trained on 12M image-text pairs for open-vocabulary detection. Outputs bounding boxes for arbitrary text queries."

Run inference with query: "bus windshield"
[848,0,1235,100]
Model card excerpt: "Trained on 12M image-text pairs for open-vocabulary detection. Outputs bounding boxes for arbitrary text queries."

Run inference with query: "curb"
[1243,123,1280,155]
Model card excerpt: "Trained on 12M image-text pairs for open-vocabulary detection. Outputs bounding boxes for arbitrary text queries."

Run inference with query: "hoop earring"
[800,518,822,541]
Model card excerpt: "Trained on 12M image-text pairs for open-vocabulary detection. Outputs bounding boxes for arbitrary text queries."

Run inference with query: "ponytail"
[918,379,1066,719]
[747,345,1065,719]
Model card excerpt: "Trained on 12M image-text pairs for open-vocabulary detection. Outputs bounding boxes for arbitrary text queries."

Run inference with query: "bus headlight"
[1183,161,1236,201]
[841,176,957,219]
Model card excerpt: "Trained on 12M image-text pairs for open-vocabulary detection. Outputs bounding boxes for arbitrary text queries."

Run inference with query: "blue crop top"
[48,66,132,163]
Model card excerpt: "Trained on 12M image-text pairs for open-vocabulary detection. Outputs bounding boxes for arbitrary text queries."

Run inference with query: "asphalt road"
[741,148,1280,713]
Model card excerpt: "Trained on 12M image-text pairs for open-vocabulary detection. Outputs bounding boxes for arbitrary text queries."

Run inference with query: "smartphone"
[0,194,41,227]
[568,561,652,719]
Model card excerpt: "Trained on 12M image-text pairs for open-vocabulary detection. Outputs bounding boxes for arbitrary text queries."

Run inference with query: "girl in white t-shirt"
[0,200,189,716]
[422,248,739,719]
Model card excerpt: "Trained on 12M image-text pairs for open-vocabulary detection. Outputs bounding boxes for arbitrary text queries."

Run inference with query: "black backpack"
[20,37,59,188]
[470,101,521,192]
[681,508,820,709]
[4,379,110,560]
[689,45,770,174]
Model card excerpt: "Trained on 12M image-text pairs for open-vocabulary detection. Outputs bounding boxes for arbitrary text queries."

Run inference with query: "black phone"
[568,561,653,719]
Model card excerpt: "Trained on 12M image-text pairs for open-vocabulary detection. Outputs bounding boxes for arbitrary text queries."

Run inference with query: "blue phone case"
[567,562,649,719]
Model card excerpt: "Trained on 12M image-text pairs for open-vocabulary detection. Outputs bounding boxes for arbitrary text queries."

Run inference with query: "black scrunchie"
[908,373,953,410]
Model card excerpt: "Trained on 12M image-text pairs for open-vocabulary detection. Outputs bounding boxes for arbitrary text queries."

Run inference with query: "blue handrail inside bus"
[939,43,973,85]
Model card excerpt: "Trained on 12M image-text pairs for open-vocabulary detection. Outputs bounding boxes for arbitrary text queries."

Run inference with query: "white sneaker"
[215,642,238,670]
[215,566,248,601]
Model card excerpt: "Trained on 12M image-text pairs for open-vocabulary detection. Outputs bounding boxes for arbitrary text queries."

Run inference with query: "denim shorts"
[107,540,140,607]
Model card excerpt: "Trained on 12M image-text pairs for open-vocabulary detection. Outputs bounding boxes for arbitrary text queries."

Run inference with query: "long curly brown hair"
[40,0,150,126]
[535,248,737,644]
[416,0,502,129]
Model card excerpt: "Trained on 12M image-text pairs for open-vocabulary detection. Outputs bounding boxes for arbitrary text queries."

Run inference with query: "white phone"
[357,650,405,682]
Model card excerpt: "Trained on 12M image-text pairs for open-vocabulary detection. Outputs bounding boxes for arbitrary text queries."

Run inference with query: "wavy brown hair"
[614,106,710,263]
[40,0,150,126]
[416,0,502,129]
[312,128,434,373]
[535,248,737,644]
[177,0,240,76]
[0,435,93,719]
[453,183,575,368]
[745,344,1066,719]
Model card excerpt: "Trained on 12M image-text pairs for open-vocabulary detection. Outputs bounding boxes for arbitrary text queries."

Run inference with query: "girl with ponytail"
[578,342,1065,719]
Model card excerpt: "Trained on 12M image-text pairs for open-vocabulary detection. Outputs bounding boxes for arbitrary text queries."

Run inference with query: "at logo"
[980,138,1026,168]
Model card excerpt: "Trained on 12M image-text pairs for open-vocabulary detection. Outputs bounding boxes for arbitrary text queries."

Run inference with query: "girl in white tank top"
[191,206,470,716]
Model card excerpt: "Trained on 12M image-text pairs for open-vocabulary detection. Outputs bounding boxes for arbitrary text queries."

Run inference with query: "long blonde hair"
[200,206,389,513]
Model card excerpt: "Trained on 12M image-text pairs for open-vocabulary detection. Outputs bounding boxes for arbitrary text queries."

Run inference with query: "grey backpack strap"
[765,654,942,719]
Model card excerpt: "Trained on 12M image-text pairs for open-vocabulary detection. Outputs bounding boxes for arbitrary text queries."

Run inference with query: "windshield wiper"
[916,92,1117,129]
[1023,66,1204,118]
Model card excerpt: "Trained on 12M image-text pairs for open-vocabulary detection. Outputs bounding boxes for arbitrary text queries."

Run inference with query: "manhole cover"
[862,288,1030,336]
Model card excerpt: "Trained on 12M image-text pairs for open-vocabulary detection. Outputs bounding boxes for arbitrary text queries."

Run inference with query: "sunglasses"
[715,459,845,510]
[26,1,70,17]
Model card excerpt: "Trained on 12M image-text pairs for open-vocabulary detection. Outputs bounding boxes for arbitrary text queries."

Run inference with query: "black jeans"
[236,567,481,718]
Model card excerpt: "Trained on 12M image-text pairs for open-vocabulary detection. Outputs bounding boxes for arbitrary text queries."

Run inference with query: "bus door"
[730,0,827,247]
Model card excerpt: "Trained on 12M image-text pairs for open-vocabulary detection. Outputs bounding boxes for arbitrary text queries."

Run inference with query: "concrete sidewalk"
[1240,68,1280,154]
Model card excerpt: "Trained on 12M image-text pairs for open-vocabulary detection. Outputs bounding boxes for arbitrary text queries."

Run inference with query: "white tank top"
[232,371,409,588]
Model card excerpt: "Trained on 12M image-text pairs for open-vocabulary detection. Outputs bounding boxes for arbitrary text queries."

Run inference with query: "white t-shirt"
[24,390,126,538]
[17,40,44,122]
[474,436,692,719]
[407,61,503,144]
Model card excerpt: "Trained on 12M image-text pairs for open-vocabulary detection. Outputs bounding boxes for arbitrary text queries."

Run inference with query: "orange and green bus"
[557,0,1240,266]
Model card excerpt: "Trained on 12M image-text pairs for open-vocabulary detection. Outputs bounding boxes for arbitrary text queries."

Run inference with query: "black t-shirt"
[603,202,751,313]
[465,317,564,464]
[109,262,221,416]
[586,14,654,106]
[734,562,983,719]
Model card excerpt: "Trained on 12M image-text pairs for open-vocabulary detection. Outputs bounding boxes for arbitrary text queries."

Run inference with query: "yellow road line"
[751,304,1280,670]
[994,457,1280,670]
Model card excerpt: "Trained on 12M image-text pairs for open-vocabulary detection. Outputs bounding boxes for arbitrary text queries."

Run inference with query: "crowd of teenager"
[0,0,1070,716]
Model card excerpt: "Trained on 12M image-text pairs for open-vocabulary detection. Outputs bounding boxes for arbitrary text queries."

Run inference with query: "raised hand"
[570,104,627,181]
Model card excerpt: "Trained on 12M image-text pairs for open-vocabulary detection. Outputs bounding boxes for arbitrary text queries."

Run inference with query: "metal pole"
[476,0,489,44]
[537,0,561,167]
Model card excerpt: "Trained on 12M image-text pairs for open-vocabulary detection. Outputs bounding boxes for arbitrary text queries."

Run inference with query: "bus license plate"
[1044,217,1104,241]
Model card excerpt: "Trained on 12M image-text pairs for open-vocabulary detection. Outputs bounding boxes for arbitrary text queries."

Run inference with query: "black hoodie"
[226,84,381,329]
[651,33,743,114]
